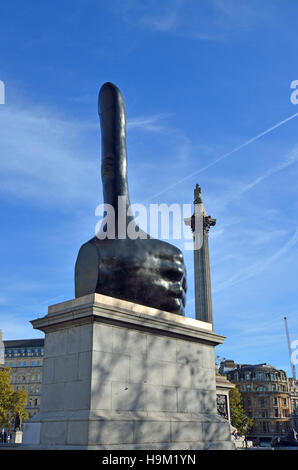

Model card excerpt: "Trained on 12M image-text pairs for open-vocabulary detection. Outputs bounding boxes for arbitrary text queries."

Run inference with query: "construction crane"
[284,316,297,381]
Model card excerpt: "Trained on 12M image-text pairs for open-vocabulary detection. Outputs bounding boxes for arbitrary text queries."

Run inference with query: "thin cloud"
[144,111,298,202]
[112,0,276,40]
[0,313,43,340]
[215,143,298,209]
[0,103,98,207]
[214,228,298,293]
[0,103,174,208]
[237,145,298,197]
[127,113,172,132]
[140,10,178,32]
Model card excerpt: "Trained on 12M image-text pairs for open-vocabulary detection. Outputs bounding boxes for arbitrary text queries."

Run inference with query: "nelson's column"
[185,184,216,326]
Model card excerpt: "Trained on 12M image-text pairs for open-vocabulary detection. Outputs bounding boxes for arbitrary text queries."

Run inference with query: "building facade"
[3,339,44,419]
[289,377,298,432]
[221,361,292,442]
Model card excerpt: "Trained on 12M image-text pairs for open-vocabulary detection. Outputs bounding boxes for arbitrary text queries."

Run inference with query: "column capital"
[203,216,216,232]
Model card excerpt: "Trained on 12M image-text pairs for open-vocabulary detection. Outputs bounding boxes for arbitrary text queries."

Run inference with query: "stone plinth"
[22,294,235,450]
[14,430,23,444]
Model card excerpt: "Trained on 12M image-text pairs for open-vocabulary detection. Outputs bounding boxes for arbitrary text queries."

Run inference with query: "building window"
[274,409,279,417]
[273,397,277,405]
[259,398,266,407]
[262,422,269,433]
[272,384,276,391]
[276,422,280,433]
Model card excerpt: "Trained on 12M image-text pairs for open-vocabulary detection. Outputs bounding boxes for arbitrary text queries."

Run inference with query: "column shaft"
[194,227,214,326]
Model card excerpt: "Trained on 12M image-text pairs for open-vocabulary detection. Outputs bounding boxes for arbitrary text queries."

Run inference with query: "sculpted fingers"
[159,259,184,282]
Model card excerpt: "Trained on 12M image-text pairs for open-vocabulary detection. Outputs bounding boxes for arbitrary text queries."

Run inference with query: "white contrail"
[144,112,298,202]
[213,227,298,294]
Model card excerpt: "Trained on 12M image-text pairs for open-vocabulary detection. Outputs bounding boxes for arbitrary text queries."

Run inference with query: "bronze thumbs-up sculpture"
[75,83,187,316]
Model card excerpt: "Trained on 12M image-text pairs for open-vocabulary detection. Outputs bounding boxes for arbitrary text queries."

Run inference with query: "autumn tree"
[229,386,253,436]
[12,389,28,424]
[0,367,28,429]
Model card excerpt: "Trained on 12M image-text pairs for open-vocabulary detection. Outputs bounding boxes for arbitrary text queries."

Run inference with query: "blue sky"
[0,0,298,376]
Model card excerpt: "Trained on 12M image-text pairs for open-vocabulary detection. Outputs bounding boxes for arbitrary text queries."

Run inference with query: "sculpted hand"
[75,83,187,315]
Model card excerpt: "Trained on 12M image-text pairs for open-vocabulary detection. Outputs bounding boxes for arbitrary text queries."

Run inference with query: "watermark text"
[94,197,204,251]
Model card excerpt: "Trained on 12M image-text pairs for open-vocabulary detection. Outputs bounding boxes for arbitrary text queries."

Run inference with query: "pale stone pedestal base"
[22,294,235,450]
[13,430,23,444]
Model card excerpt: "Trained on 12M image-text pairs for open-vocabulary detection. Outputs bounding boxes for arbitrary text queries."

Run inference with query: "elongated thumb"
[98,82,131,211]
